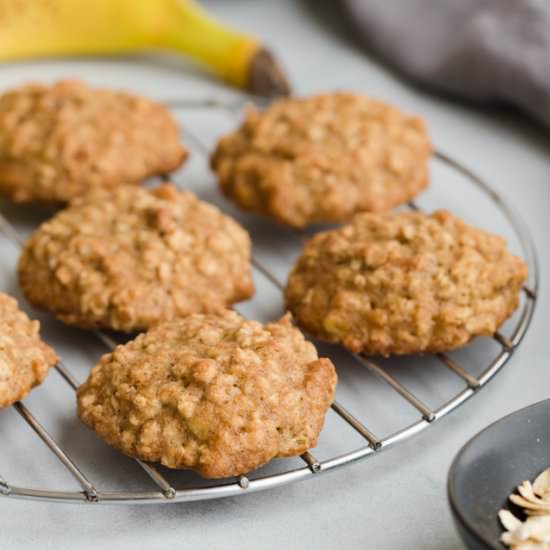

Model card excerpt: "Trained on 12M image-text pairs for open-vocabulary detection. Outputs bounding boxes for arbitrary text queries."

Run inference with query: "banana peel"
[0,0,290,96]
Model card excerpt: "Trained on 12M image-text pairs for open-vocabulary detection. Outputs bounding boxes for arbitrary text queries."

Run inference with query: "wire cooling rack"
[0,97,538,505]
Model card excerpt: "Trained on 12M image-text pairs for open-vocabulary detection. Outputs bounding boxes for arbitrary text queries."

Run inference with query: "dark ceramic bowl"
[448,399,550,549]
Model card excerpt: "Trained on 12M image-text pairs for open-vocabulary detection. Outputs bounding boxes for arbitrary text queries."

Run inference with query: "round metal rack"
[0,98,538,504]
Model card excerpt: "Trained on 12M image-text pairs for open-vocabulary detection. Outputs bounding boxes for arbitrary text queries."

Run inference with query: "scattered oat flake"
[500,468,550,549]
[500,510,523,531]
[534,470,550,499]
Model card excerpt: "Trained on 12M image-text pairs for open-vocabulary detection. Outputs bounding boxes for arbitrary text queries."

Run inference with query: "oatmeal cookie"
[18,184,254,331]
[0,292,57,408]
[285,210,528,355]
[77,311,337,478]
[211,92,431,228]
[0,80,187,203]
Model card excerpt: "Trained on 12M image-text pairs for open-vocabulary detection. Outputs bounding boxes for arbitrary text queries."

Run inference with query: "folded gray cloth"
[343,0,550,128]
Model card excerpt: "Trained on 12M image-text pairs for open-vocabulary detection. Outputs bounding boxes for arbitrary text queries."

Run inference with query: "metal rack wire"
[0,98,538,504]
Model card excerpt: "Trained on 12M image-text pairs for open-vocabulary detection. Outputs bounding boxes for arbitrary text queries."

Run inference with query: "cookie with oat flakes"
[0,80,187,203]
[285,210,528,355]
[0,292,57,409]
[17,184,254,332]
[211,92,431,229]
[77,310,337,478]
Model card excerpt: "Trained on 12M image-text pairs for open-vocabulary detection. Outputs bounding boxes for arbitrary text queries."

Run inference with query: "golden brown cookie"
[211,92,431,228]
[77,310,337,478]
[0,292,57,408]
[0,80,187,203]
[285,210,528,355]
[18,184,254,332]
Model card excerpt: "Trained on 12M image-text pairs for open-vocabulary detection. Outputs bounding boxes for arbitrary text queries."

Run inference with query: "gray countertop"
[0,1,549,548]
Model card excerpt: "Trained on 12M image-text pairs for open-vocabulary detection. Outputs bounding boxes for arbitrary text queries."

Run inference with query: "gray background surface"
[0,1,549,549]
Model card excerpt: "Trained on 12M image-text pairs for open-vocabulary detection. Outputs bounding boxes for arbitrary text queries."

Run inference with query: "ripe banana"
[0,0,290,96]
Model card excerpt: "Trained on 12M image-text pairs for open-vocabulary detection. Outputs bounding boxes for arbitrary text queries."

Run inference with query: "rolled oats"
[500,469,550,549]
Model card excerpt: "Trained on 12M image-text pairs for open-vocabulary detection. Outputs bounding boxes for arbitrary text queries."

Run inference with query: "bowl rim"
[447,398,550,550]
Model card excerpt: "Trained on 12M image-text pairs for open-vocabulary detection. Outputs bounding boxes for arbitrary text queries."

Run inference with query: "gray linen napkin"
[342,0,550,128]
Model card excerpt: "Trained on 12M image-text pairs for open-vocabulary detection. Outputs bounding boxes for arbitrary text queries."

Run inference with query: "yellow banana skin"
[0,0,260,89]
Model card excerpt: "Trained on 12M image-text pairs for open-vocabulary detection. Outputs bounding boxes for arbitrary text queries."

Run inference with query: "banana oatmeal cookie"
[285,210,528,355]
[0,80,187,203]
[211,92,431,228]
[0,292,57,408]
[77,310,337,478]
[18,184,254,331]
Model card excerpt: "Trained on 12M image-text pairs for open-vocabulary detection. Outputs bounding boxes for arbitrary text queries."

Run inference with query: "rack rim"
[0,103,538,505]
